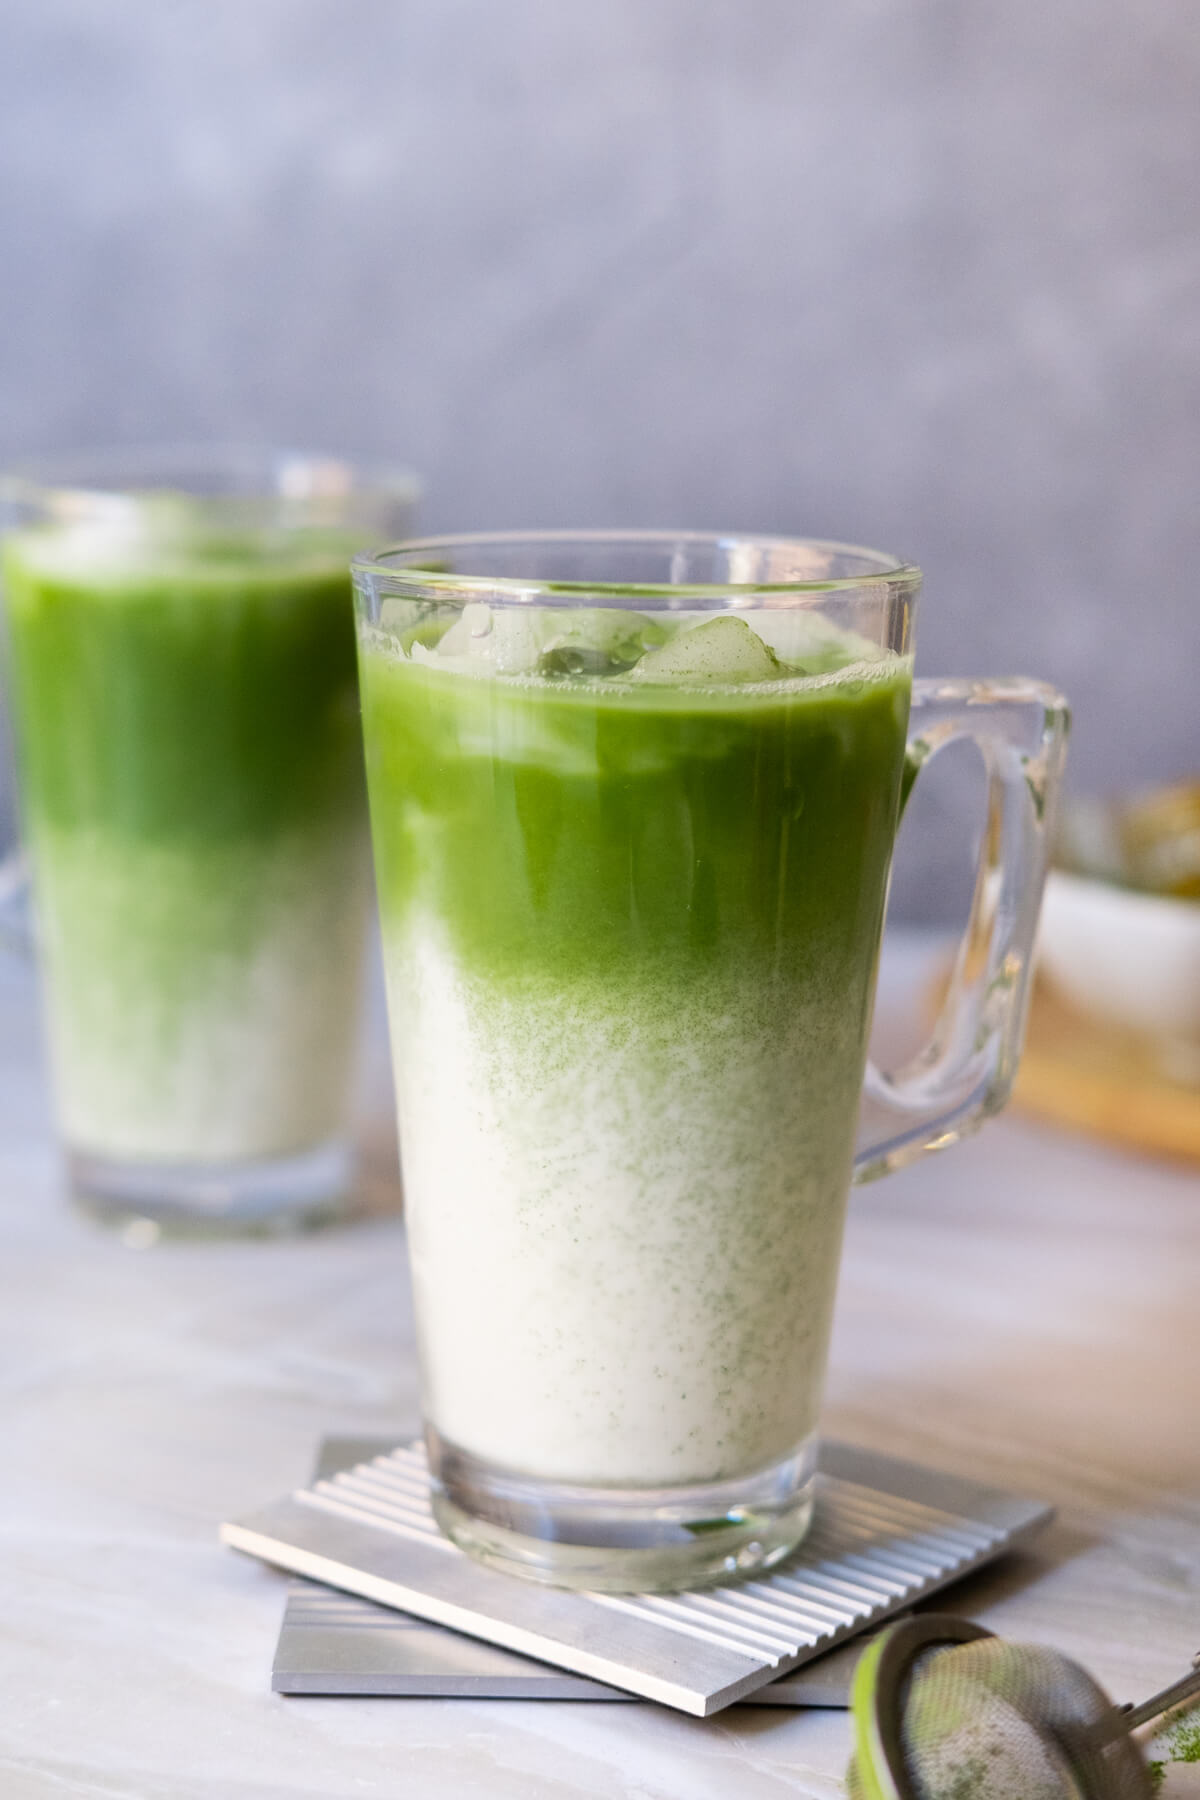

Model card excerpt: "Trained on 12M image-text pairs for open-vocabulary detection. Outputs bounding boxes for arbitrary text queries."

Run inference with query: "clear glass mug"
[352,531,1069,1592]
[0,448,419,1234]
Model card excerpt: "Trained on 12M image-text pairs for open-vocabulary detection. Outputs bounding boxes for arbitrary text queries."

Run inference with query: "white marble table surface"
[3,940,1200,1799]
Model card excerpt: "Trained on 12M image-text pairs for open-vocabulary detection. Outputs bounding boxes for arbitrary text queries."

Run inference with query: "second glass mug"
[353,531,1069,1593]
[0,447,419,1233]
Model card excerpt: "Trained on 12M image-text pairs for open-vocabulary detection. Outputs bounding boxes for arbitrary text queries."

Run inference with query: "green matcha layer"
[358,607,911,1487]
[3,524,371,1161]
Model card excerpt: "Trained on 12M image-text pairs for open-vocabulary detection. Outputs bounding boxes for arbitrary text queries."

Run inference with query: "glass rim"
[0,443,423,507]
[352,529,922,601]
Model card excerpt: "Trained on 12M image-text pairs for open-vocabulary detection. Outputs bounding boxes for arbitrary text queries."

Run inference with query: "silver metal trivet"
[223,1437,1051,1717]
[269,1440,888,1704]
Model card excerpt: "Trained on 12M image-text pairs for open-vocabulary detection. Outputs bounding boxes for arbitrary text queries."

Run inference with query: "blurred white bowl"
[1037,870,1200,1055]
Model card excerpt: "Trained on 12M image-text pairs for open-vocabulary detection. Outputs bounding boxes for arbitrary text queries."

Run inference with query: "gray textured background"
[1,0,1198,916]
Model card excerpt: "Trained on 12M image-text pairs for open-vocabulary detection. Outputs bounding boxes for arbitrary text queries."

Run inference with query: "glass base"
[427,1427,818,1593]
[67,1139,356,1242]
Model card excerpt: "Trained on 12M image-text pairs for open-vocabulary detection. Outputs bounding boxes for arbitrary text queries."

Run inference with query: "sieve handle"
[1102,1652,1200,1742]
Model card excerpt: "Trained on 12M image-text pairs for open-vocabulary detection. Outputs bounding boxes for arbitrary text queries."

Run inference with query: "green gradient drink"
[354,533,1068,1590]
[1,452,418,1230]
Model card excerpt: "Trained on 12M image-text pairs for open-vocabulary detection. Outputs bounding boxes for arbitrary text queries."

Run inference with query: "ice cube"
[749,609,881,673]
[417,604,671,679]
[629,615,781,685]
[381,597,430,641]
[431,602,551,675]
[537,609,667,677]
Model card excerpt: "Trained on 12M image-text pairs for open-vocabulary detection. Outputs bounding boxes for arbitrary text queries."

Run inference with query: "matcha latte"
[2,510,376,1216]
[356,543,914,1588]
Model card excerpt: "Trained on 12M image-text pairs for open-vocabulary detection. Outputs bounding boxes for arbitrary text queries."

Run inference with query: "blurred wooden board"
[925,967,1200,1164]
[1014,978,1200,1163]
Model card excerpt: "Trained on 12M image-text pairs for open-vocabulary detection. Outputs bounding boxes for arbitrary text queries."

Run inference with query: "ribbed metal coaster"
[274,1575,882,1704]
[224,1436,1050,1716]
[268,1439,901,1705]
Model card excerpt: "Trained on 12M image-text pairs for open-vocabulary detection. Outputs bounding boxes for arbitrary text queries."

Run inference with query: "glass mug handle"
[855,677,1070,1182]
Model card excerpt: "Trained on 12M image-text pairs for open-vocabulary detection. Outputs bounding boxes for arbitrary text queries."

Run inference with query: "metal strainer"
[848,1615,1200,1800]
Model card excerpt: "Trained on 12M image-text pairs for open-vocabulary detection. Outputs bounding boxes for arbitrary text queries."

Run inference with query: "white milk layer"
[35,823,371,1163]
[389,922,864,1490]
